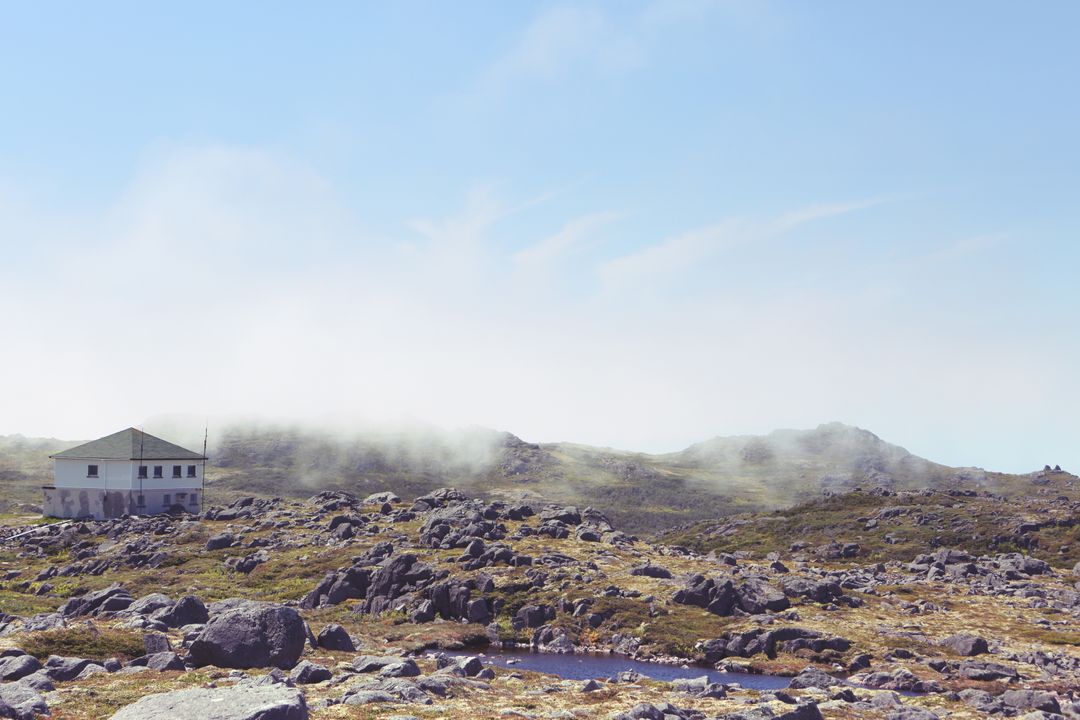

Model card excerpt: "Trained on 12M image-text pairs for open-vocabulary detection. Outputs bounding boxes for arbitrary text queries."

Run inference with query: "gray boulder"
[513,604,555,630]
[289,660,332,684]
[941,633,988,656]
[343,690,397,705]
[1001,690,1061,714]
[673,575,737,615]
[127,593,173,616]
[780,576,843,604]
[362,554,436,615]
[630,564,673,579]
[155,595,209,627]
[44,655,97,681]
[0,654,41,681]
[16,670,55,692]
[885,709,939,720]
[188,602,306,670]
[109,683,308,720]
[736,578,791,614]
[721,704,823,720]
[59,584,133,617]
[379,659,421,678]
[0,683,49,720]
[450,656,483,677]
[300,566,371,609]
[124,651,186,672]
[353,655,401,673]
[142,652,186,672]
[539,505,581,525]
[142,632,171,655]
[205,533,234,551]
[316,623,355,651]
[364,491,401,504]
[787,667,840,689]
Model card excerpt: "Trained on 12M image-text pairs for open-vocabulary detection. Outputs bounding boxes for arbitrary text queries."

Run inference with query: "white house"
[44,428,206,519]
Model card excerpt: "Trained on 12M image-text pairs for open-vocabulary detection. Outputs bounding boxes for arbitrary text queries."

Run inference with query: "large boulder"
[364,491,401,505]
[0,653,41,681]
[941,633,988,657]
[205,533,234,551]
[153,595,209,627]
[127,593,174,616]
[362,554,437,615]
[701,627,848,662]
[109,683,307,720]
[539,505,581,525]
[780,576,843,604]
[58,584,133,617]
[316,623,355,651]
[289,660,332,685]
[136,652,186,672]
[736,578,791,614]
[630,564,673,579]
[43,655,97,681]
[787,667,841,689]
[1000,689,1061,714]
[188,602,306,670]
[513,604,555,630]
[0,683,49,720]
[993,553,1052,576]
[300,566,371,610]
[673,575,737,616]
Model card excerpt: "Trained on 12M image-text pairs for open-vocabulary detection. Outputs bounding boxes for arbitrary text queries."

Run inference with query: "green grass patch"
[21,625,146,661]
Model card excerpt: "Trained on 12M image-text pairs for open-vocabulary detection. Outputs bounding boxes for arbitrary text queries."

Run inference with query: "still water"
[447,648,792,690]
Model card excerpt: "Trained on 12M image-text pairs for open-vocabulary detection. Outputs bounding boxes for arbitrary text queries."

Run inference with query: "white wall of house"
[47,458,204,519]
[53,458,203,490]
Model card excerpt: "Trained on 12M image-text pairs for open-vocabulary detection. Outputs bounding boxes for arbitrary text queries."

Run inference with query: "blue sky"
[1,1,1077,473]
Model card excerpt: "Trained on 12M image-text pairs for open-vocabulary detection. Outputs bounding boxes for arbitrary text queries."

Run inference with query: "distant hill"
[657,466,1080,570]
[0,421,1059,532]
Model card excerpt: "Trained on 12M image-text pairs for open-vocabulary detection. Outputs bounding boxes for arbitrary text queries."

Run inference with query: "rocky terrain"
[0,422,1060,532]
[0,484,1078,719]
[660,466,1080,571]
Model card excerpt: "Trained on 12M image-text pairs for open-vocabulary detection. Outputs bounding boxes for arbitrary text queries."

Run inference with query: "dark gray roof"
[50,428,206,461]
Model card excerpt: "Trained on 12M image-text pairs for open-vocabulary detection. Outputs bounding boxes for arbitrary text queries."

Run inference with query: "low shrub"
[21,625,146,661]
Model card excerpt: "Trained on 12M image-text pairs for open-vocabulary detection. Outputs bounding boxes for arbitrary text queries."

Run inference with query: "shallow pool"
[446,648,792,691]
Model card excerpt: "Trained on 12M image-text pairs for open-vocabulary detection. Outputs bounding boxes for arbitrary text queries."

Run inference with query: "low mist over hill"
[0,421,1056,532]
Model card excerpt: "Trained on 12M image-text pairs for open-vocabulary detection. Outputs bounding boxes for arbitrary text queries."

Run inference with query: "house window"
[163,494,171,507]
[138,466,148,479]
[187,465,197,478]
[87,464,99,478]
[172,465,182,478]
[153,466,163,478]
[136,494,145,507]
[189,493,198,505]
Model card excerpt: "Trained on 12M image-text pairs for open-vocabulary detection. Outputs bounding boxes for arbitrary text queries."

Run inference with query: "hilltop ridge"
[0,422,1060,532]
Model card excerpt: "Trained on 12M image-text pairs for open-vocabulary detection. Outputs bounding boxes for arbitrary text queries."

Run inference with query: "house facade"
[44,428,206,519]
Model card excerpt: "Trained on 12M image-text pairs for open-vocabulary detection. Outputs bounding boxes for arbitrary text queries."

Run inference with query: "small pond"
[446,648,792,691]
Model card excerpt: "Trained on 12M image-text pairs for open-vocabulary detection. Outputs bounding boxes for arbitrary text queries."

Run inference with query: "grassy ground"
[0,492,1077,719]
[660,477,1080,569]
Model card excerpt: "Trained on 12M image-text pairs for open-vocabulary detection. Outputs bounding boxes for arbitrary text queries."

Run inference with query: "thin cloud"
[768,197,887,234]
[596,219,744,290]
[513,211,622,267]
[485,6,642,86]
[597,199,878,290]
[919,234,1000,265]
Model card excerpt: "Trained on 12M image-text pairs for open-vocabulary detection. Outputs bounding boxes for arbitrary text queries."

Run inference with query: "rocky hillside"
[0,422,1060,533]
[0,486,1079,719]
[659,466,1080,572]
